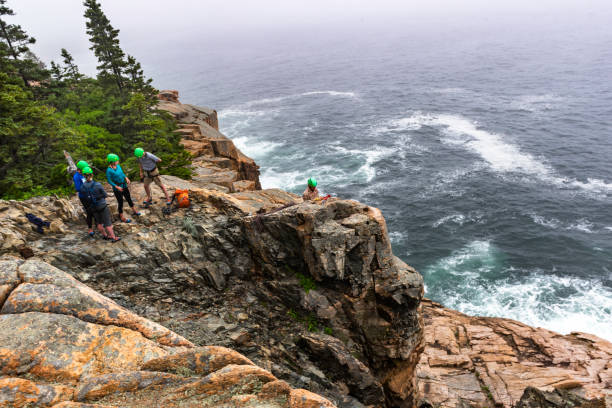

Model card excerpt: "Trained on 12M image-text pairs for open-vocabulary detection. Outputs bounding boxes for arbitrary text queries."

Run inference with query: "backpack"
[175,189,190,208]
[82,182,99,208]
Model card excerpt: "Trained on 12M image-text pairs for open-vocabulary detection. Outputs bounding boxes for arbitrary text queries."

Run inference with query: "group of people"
[74,147,325,241]
[72,148,170,242]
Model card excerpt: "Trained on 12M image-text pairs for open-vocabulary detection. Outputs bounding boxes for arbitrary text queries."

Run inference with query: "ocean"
[148,19,612,340]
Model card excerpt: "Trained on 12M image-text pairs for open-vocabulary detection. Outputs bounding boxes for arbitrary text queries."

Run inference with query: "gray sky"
[7,0,611,75]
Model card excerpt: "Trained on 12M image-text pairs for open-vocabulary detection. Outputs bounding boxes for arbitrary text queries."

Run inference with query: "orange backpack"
[174,189,190,208]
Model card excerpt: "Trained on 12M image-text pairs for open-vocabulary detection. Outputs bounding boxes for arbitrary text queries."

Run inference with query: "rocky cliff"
[0,186,424,407]
[157,90,261,191]
[0,92,610,408]
[417,300,611,408]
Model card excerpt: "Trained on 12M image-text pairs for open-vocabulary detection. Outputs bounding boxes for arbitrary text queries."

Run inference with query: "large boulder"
[0,257,336,407]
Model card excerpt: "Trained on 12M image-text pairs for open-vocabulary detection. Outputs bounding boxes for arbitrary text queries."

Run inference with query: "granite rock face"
[243,199,425,407]
[515,387,606,408]
[0,257,335,407]
[0,188,425,407]
[416,299,612,408]
[157,90,261,191]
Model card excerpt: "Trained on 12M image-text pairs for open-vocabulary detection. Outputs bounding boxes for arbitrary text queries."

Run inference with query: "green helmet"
[307,177,317,188]
[107,153,119,163]
[76,160,89,170]
[82,166,93,175]
[134,147,144,158]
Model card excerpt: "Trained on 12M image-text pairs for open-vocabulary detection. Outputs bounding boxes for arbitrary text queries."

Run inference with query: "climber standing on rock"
[134,147,171,206]
[106,153,141,223]
[81,167,121,242]
[73,160,95,236]
[302,177,320,201]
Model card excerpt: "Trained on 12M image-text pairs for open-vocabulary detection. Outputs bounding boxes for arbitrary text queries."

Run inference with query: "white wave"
[431,211,486,228]
[218,108,278,141]
[511,94,564,113]
[433,114,552,174]
[562,177,612,194]
[301,90,358,99]
[605,227,612,232]
[427,240,496,279]
[529,213,562,229]
[450,274,612,341]
[398,112,612,196]
[232,136,282,160]
[566,219,595,234]
[260,168,305,190]
[260,163,350,192]
[389,231,406,244]
[302,120,319,133]
[226,90,359,111]
[433,214,466,228]
[431,87,467,94]
[529,213,596,233]
[329,144,395,182]
[425,240,612,341]
[371,116,425,136]
[218,108,269,119]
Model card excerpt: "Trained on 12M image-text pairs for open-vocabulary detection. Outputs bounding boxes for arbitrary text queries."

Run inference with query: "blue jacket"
[73,172,86,198]
[106,164,127,190]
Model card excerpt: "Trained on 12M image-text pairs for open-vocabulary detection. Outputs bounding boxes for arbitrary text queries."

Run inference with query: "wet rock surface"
[416,299,612,408]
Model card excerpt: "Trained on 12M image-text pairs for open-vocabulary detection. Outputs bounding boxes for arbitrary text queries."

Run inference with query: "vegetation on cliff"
[0,0,190,199]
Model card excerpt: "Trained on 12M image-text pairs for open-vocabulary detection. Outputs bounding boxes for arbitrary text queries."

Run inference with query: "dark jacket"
[81,180,108,210]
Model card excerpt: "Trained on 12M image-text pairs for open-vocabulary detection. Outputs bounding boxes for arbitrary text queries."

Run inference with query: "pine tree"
[0,0,40,87]
[49,60,63,81]
[61,48,82,82]
[124,54,156,100]
[83,0,126,93]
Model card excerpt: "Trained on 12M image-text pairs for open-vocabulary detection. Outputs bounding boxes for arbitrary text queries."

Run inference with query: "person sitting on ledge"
[302,177,320,201]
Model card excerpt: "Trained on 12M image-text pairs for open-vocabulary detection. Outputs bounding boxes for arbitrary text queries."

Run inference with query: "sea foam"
[225,90,359,110]
[424,240,612,341]
[395,112,612,196]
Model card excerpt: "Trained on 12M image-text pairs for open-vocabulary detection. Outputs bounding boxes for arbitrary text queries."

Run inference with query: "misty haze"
[1,1,611,407]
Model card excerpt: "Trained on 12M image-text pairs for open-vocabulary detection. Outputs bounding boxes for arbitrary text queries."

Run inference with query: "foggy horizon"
[7,0,612,78]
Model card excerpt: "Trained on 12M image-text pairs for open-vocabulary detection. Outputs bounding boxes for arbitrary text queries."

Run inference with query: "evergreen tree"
[124,54,154,96]
[83,0,126,93]
[49,60,63,81]
[0,72,83,197]
[0,0,42,87]
[61,48,82,82]
[0,0,192,198]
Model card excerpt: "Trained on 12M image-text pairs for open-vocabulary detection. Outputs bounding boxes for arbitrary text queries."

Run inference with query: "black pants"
[78,196,93,229]
[113,186,134,214]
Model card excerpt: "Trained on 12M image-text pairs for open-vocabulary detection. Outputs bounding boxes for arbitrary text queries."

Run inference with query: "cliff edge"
[0,91,609,408]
